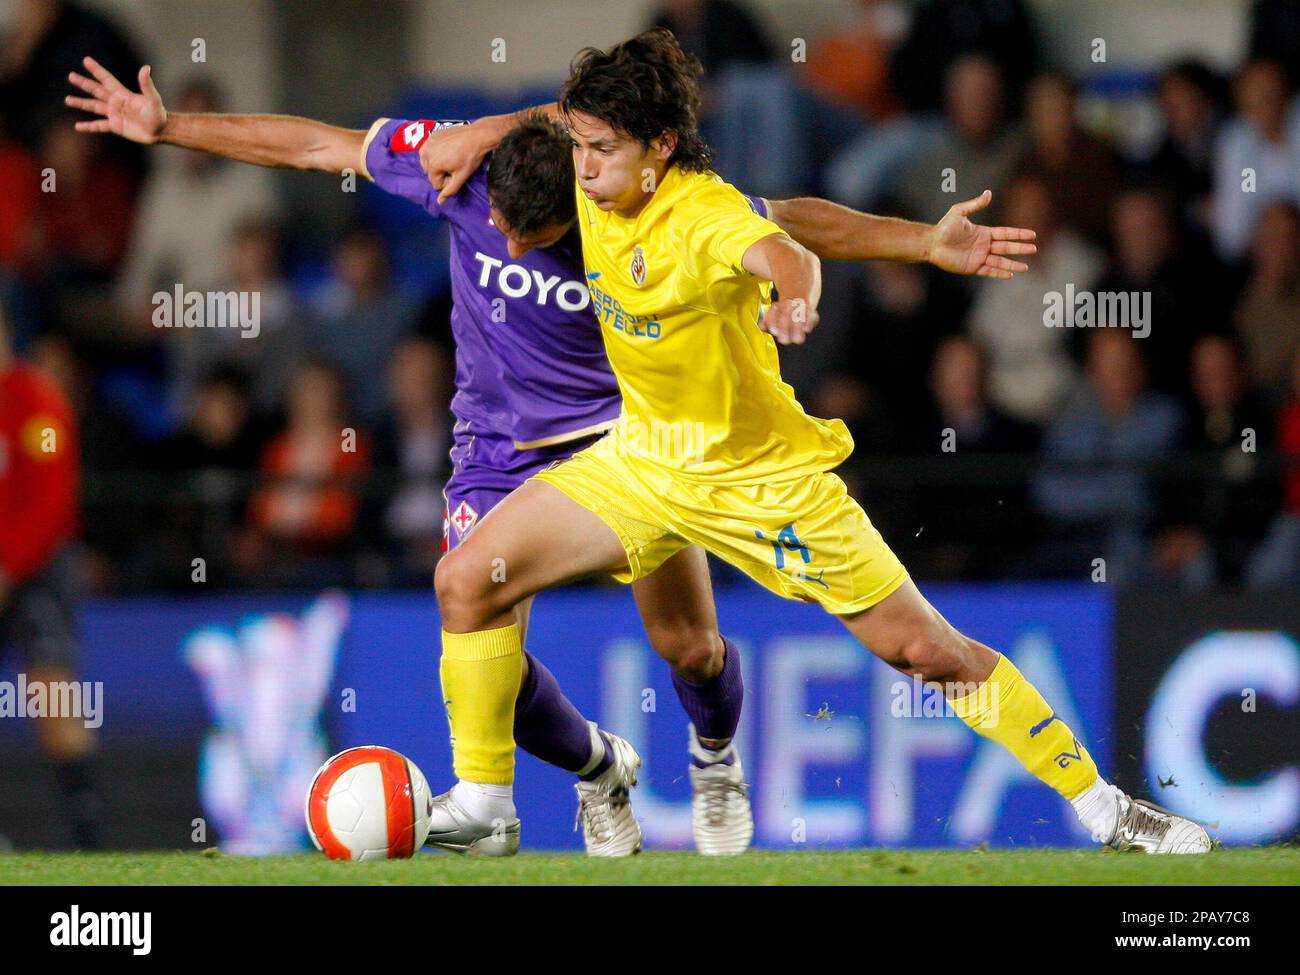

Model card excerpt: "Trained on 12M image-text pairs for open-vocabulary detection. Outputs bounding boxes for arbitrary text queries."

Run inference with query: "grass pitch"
[1,847,1296,885]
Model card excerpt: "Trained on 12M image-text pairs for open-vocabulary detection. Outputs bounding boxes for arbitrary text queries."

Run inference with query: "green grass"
[1,847,1296,885]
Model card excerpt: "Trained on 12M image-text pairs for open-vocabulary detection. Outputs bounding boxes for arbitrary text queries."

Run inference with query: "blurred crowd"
[1,0,1298,593]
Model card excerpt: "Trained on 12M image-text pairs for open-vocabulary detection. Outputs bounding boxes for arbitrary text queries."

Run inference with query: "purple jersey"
[363,116,618,449]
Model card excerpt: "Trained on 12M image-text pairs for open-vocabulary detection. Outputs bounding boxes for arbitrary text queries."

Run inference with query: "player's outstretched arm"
[741,234,821,346]
[764,189,1037,280]
[66,56,365,173]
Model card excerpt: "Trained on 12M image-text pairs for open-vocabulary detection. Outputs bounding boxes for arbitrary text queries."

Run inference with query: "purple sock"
[672,635,743,765]
[514,651,611,778]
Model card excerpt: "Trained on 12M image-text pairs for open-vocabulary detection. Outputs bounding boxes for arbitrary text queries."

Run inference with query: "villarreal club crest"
[630,245,647,287]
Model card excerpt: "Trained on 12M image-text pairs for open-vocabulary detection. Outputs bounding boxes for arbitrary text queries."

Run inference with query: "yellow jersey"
[576,164,853,484]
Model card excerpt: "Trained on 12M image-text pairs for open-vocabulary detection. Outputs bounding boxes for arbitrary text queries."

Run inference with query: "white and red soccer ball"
[305,746,433,860]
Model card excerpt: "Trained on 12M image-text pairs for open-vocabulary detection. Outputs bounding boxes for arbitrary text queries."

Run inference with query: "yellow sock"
[948,654,1098,800]
[439,624,524,785]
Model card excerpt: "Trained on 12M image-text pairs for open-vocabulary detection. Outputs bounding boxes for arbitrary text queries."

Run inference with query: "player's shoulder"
[381,117,471,153]
[667,168,759,217]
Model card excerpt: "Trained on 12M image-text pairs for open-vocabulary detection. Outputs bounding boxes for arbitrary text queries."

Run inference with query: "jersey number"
[755,523,810,570]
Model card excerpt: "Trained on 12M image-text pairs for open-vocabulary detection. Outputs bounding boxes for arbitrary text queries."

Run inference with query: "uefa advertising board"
[0,582,1141,851]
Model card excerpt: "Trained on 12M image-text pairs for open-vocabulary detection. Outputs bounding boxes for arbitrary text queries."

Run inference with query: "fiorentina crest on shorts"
[450,500,479,537]
[630,245,647,287]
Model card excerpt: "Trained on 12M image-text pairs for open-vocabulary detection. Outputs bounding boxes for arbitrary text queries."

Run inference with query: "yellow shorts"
[532,435,909,616]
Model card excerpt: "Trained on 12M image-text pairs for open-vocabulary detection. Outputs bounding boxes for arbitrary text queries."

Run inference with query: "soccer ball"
[305,746,433,860]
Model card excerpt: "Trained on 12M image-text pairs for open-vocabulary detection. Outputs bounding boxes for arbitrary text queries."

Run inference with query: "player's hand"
[66,57,167,144]
[420,116,505,205]
[762,296,819,346]
[928,190,1037,280]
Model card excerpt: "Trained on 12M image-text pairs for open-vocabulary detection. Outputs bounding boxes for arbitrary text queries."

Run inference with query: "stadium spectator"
[1233,201,1300,405]
[116,79,277,309]
[26,330,145,593]
[27,330,139,473]
[904,335,1039,579]
[167,219,311,421]
[887,0,1038,115]
[1014,72,1123,245]
[0,119,40,271]
[156,367,266,589]
[310,225,421,426]
[810,256,969,437]
[1247,346,1300,588]
[164,366,266,473]
[966,172,1104,424]
[0,0,144,184]
[1153,334,1277,587]
[367,337,453,586]
[1142,60,1228,242]
[1089,186,1228,397]
[22,109,134,286]
[708,0,905,197]
[1248,0,1300,89]
[891,55,1024,222]
[240,362,369,586]
[795,0,906,123]
[646,0,774,80]
[0,297,102,848]
[1032,331,1183,585]
[1210,58,1300,261]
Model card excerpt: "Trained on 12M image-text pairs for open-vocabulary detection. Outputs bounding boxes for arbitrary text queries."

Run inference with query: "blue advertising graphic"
[1,583,1113,851]
[1143,630,1300,843]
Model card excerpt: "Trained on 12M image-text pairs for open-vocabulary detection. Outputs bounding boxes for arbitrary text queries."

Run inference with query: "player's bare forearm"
[764,191,1037,279]
[159,113,365,173]
[765,197,933,264]
[742,234,821,345]
[744,234,820,304]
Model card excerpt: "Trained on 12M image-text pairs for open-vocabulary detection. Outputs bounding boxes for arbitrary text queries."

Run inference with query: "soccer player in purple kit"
[69,56,1038,857]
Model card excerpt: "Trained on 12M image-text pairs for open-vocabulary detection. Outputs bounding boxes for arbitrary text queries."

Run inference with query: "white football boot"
[1106,793,1212,854]
[687,724,754,856]
[423,789,520,857]
[573,725,643,857]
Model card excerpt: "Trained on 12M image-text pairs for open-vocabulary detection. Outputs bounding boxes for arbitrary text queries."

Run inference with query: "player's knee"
[648,623,722,681]
[896,628,967,684]
[434,551,498,629]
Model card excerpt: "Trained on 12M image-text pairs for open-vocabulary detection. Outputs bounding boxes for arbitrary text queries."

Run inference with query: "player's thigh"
[686,471,908,615]
[631,545,721,672]
[435,478,629,627]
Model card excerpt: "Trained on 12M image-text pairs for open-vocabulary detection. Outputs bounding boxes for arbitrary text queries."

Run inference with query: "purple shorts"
[442,421,604,551]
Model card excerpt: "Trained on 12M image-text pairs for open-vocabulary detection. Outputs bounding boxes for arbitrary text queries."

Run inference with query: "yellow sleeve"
[678,176,787,275]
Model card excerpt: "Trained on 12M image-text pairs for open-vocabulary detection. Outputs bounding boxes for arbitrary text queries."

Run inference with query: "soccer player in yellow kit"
[433,29,1212,856]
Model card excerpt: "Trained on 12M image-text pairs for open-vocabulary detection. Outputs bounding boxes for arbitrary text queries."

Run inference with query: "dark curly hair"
[486,112,577,237]
[559,27,713,172]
